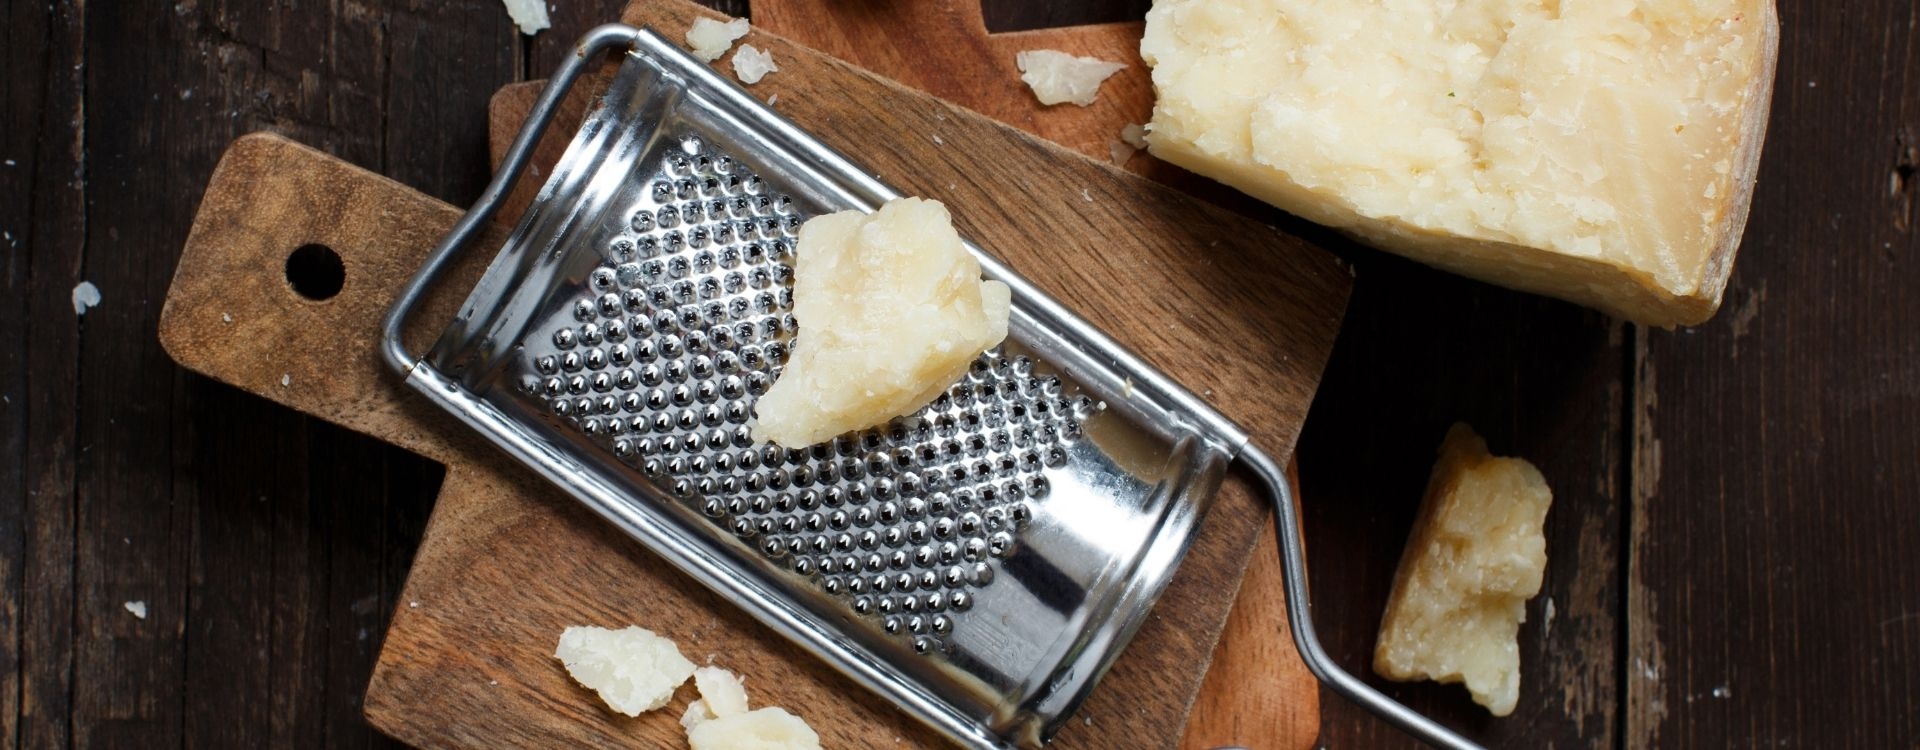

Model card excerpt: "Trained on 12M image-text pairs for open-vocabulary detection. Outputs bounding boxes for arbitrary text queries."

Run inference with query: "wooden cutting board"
[158,3,1346,748]
[490,2,1322,746]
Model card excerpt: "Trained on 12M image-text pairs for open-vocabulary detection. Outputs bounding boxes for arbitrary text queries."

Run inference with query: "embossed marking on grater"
[395,27,1243,750]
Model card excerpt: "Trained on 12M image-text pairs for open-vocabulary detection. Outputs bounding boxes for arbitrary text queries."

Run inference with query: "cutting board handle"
[160,132,497,466]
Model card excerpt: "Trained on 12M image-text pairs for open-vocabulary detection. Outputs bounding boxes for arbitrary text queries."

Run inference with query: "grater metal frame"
[379,24,1482,750]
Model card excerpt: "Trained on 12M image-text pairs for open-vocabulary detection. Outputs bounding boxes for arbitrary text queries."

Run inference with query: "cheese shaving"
[686,17,750,62]
[1015,50,1125,107]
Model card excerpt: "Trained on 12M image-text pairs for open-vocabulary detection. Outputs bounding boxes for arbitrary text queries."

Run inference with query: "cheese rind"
[552,625,697,716]
[1374,424,1552,717]
[1141,0,1778,326]
[753,198,1010,447]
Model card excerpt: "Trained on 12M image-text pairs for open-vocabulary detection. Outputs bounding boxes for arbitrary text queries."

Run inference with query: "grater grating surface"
[521,142,1100,651]
[382,23,1486,750]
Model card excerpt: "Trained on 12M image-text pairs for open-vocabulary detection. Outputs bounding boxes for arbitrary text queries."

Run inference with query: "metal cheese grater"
[381,24,1481,750]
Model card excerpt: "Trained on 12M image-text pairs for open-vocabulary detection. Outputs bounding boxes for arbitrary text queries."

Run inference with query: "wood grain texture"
[165,13,1350,738]
[1629,2,1920,746]
[5,1,86,748]
[2,1,522,748]
[11,0,1920,747]
[498,2,1321,745]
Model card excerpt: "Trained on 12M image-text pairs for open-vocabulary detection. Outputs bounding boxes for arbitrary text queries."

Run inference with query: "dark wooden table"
[3,1,1914,747]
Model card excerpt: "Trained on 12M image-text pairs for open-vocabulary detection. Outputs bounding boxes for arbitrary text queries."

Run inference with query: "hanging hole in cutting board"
[286,243,345,301]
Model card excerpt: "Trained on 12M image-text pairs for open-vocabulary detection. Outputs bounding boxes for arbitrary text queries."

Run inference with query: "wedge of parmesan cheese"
[1141,0,1779,326]
[1374,424,1552,717]
[753,197,1011,448]
[686,17,750,62]
[687,707,822,750]
[553,625,697,716]
[1016,50,1127,107]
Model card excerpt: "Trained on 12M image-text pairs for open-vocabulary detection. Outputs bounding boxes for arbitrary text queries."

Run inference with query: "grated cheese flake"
[1015,49,1125,107]
[686,17,750,62]
[731,44,779,85]
[498,0,549,36]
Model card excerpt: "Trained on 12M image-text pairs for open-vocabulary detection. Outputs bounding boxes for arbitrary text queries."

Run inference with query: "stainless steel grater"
[381,24,1482,750]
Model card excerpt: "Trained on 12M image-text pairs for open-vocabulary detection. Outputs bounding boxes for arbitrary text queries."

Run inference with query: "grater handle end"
[379,24,643,378]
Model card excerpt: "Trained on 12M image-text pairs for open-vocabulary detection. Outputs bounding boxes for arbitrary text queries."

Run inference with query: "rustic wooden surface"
[6,0,1919,748]
[157,0,1352,741]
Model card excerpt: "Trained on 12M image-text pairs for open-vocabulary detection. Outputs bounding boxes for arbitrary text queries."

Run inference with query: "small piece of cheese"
[1016,50,1126,107]
[731,44,778,85]
[753,198,1011,447]
[553,625,696,716]
[1110,123,1152,165]
[1374,424,1552,717]
[680,699,716,733]
[72,280,101,316]
[687,707,822,750]
[693,666,749,717]
[686,17,750,62]
[498,0,549,36]
[1141,0,1778,326]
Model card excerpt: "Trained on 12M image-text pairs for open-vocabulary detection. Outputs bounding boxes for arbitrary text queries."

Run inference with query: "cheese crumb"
[1141,0,1778,326]
[693,666,749,717]
[1374,424,1552,717]
[681,699,716,732]
[498,0,548,36]
[1119,123,1148,150]
[124,601,147,619]
[72,281,101,316]
[687,707,822,750]
[554,625,697,716]
[753,198,1010,447]
[686,17,750,62]
[1015,50,1125,107]
[731,44,778,85]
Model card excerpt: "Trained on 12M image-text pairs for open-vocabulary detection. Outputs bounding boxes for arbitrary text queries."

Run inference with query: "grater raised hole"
[381,24,1482,750]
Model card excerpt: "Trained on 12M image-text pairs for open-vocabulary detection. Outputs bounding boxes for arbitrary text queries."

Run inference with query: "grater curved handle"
[380,24,644,378]
[1239,446,1487,750]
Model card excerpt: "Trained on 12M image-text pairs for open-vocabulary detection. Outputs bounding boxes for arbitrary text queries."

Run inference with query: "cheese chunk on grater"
[381,24,1482,750]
